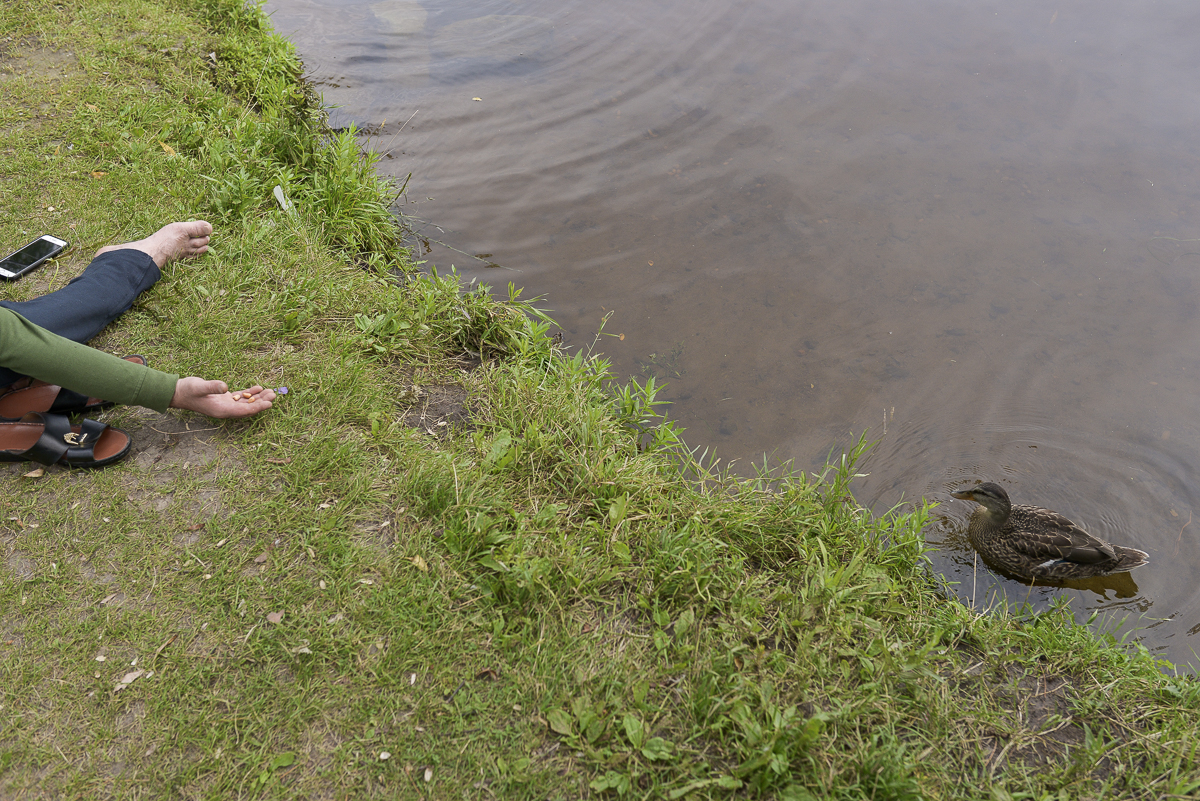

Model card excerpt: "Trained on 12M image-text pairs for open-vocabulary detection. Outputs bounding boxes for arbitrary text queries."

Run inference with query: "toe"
[180,220,213,239]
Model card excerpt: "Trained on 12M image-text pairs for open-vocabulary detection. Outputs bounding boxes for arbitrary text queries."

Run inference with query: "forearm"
[0,307,178,412]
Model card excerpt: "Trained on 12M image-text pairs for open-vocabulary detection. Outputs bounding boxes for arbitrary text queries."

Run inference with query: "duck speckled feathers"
[951,482,1149,581]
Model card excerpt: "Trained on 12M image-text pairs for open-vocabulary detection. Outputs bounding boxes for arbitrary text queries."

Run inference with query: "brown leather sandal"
[0,355,147,419]
[0,412,131,469]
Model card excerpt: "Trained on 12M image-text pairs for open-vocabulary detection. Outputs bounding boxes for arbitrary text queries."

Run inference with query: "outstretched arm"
[2,308,275,418]
[1,307,178,410]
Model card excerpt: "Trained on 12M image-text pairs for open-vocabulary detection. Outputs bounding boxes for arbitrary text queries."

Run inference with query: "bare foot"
[95,220,213,267]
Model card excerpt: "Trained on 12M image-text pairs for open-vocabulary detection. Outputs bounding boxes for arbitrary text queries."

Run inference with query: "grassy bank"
[3,1,1200,799]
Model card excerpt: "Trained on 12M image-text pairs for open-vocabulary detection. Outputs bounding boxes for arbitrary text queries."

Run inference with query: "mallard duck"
[951,482,1149,581]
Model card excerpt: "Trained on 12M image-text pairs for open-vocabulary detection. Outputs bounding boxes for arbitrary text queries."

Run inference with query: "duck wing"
[1007,505,1118,564]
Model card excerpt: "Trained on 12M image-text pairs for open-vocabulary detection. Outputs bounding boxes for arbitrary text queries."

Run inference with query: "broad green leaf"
[547,708,574,736]
[623,713,645,748]
[640,736,673,761]
[478,554,506,572]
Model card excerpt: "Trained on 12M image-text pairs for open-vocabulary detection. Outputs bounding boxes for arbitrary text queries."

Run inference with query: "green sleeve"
[0,307,178,412]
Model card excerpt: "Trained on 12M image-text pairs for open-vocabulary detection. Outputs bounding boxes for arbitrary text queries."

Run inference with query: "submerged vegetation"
[2,0,1200,798]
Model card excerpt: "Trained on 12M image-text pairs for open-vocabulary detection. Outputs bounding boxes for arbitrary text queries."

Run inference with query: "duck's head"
[951,482,1012,517]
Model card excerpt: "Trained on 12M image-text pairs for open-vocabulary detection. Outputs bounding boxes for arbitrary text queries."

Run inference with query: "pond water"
[264,0,1200,667]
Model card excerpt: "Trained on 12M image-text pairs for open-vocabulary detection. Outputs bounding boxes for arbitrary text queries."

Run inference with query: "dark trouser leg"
[0,248,160,387]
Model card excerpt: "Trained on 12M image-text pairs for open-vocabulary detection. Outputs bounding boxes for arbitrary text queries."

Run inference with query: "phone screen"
[5,238,62,268]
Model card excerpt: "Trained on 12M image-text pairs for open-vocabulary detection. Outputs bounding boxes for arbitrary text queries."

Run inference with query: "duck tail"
[1113,546,1150,571]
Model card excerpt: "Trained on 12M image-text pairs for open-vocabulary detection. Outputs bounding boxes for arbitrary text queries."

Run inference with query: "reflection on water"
[265,0,1200,668]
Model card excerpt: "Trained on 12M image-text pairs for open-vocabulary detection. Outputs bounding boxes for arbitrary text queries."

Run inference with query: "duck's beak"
[951,489,974,501]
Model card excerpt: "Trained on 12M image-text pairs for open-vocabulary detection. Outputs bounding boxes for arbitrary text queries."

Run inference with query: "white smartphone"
[0,234,69,280]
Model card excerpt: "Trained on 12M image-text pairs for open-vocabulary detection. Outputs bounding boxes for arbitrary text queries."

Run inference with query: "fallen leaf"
[100,593,118,605]
[476,668,500,681]
[266,612,284,624]
[581,623,594,634]
[410,555,428,572]
[95,654,107,662]
[254,552,269,564]
[90,170,107,178]
[318,580,327,590]
[424,767,433,782]
[185,523,203,531]
[266,458,291,465]
[215,538,227,547]
[85,103,99,111]
[318,503,331,509]
[159,141,176,156]
[291,643,313,654]
[115,669,144,692]
[380,751,391,760]
[359,579,375,585]
[21,468,44,479]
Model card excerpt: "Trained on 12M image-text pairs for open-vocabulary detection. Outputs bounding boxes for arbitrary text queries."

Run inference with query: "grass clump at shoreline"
[3,0,1200,799]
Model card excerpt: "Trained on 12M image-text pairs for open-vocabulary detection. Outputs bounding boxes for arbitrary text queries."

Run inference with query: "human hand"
[170,378,275,418]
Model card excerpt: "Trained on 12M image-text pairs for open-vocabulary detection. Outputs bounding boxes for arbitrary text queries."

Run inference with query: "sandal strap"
[20,412,71,466]
[62,417,110,465]
[48,388,93,414]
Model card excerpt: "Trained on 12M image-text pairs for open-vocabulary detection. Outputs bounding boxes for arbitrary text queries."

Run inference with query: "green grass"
[3,1,1200,799]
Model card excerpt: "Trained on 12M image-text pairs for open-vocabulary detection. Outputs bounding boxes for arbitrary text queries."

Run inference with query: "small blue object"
[276,387,289,395]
